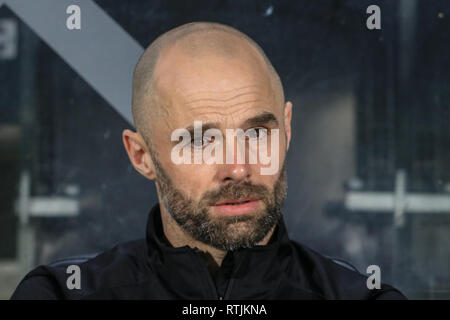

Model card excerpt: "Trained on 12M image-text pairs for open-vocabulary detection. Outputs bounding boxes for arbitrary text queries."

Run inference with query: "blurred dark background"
[0,0,449,299]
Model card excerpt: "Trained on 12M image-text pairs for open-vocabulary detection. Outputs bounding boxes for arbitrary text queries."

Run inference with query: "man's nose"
[214,134,252,183]
[216,163,251,183]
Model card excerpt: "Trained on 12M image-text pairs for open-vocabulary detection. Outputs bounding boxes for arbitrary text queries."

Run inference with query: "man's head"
[123,22,292,251]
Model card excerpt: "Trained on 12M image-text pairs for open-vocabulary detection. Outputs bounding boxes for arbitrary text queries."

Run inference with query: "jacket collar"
[145,203,293,299]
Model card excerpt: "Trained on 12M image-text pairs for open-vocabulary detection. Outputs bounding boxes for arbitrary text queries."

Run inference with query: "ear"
[122,129,156,180]
[284,101,293,151]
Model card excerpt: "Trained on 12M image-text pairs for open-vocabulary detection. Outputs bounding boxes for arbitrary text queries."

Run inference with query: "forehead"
[152,49,280,130]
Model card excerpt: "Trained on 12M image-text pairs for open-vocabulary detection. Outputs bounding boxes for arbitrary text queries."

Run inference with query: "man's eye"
[248,127,268,140]
[192,136,214,148]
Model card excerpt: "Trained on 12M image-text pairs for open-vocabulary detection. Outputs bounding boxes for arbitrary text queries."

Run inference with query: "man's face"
[144,42,291,250]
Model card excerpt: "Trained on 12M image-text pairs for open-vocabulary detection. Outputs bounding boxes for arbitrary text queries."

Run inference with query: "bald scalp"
[132,22,284,147]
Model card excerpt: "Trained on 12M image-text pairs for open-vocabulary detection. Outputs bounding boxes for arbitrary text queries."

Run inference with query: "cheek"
[167,162,216,198]
[253,130,285,176]
[279,135,287,165]
[278,127,287,152]
[260,174,279,191]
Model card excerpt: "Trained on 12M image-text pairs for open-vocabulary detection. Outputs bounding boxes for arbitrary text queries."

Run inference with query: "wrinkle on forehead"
[183,90,271,110]
[157,84,277,131]
[154,67,276,113]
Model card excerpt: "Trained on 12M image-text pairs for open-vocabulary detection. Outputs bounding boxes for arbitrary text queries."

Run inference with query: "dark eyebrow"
[241,112,279,128]
[184,122,219,138]
[182,112,279,138]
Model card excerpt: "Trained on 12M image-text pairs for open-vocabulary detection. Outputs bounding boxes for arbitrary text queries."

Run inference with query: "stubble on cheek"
[152,151,287,250]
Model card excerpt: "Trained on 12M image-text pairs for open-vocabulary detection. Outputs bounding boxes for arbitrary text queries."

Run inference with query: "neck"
[159,203,276,271]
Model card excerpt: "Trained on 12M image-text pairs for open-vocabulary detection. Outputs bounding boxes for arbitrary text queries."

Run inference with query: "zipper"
[192,248,246,300]
[192,248,222,300]
[222,277,235,300]
[221,250,248,300]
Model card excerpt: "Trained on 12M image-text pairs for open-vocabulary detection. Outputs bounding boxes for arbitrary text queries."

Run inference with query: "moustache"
[201,181,271,206]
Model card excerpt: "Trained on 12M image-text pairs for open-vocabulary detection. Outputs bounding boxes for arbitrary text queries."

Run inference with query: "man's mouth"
[212,198,261,215]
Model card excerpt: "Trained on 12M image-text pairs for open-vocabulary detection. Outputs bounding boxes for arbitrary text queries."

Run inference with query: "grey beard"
[152,153,287,251]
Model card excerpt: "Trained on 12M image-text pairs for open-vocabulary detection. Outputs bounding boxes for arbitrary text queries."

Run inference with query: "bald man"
[11,22,406,300]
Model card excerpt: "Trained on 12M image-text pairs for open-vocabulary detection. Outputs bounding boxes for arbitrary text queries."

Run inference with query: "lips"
[215,198,258,205]
[212,198,261,215]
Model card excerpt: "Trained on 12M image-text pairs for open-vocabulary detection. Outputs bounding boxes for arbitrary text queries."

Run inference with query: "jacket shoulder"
[288,241,407,300]
[11,239,148,300]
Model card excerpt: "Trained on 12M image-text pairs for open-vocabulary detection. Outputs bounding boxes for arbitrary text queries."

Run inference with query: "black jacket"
[11,204,406,300]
